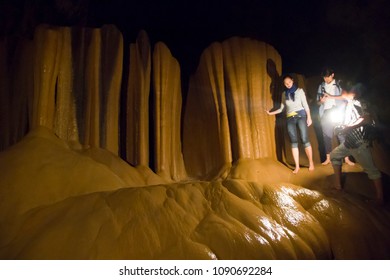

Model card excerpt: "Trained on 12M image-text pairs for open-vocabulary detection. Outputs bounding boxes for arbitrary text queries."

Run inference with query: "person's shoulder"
[356,98,370,109]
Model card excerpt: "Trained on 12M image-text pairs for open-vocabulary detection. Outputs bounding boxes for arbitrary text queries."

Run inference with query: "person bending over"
[329,84,383,205]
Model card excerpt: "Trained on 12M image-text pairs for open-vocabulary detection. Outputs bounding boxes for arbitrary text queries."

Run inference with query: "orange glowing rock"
[126,30,151,167]
[0,26,390,260]
[183,38,281,179]
[153,41,187,181]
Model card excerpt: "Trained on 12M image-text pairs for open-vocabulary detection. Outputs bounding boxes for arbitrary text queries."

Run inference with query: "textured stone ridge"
[126,30,151,167]
[153,42,187,181]
[1,127,390,259]
[183,37,281,179]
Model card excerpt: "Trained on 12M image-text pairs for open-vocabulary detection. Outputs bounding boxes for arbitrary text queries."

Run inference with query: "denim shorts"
[286,116,311,148]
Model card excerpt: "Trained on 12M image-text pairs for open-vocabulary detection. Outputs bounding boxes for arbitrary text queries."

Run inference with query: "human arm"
[266,106,283,115]
[324,93,346,100]
[317,84,327,105]
[340,101,371,132]
[299,89,313,126]
[266,94,284,115]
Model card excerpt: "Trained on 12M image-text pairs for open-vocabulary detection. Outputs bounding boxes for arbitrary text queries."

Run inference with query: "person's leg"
[372,179,384,205]
[330,143,350,190]
[321,110,334,165]
[298,117,314,171]
[322,153,331,165]
[344,156,355,166]
[305,146,315,171]
[352,144,383,205]
[287,118,300,173]
[337,133,355,165]
[291,147,300,174]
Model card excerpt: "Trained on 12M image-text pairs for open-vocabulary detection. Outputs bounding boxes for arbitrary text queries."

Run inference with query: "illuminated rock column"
[32,25,62,130]
[126,30,151,166]
[183,42,232,179]
[152,42,187,181]
[54,27,79,143]
[183,37,281,178]
[83,28,101,148]
[100,25,123,155]
[222,37,278,161]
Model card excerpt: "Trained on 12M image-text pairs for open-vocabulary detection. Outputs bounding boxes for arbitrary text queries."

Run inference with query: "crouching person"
[329,83,383,205]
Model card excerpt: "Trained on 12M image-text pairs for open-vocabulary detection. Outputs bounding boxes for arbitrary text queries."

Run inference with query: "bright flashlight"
[330,109,344,123]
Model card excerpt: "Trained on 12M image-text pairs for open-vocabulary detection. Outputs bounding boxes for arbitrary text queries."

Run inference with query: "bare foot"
[309,163,315,171]
[292,167,300,174]
[345,157,355,166]
[321,159,330,165]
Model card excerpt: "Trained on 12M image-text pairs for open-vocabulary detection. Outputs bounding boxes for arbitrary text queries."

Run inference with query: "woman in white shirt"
[267,75,314,174]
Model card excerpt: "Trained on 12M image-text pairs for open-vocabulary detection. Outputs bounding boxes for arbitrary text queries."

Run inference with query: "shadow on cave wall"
[266,58,289,167]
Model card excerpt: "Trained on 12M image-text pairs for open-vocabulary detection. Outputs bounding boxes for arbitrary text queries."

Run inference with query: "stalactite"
[152,42,187,181]
[126,30,151,166]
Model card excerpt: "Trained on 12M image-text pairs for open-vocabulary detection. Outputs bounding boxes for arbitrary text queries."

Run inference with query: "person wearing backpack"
[317,67,354,165]
[328,83,384,205]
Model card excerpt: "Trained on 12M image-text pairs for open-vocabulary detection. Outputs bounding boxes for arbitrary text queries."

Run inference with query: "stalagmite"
[32,25,62,130]
[100,25,123,155]
[71,27,88,145]
[183,42,232,179]
[222,38,278,160]
[83,28,101,148]
[0,24,390,261]
[126,30,151,166]
[152,42,187,181]
[183,37,280,179]
[54,27,79,143]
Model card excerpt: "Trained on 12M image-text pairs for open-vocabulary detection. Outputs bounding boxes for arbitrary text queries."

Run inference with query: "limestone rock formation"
[183,38,280,179]
[126,30,151,167]
[153,42,187,181]
[1,128,389,259]
[0,25,390,260]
